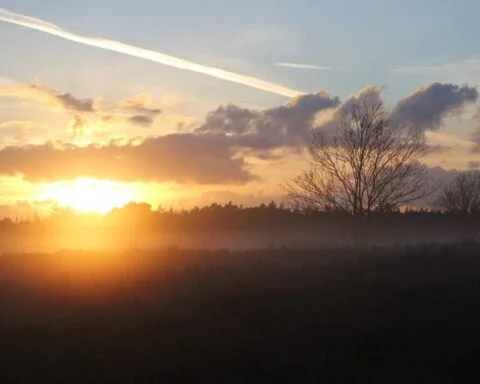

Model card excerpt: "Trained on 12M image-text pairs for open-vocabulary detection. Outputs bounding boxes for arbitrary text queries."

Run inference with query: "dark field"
[1,243,480,383]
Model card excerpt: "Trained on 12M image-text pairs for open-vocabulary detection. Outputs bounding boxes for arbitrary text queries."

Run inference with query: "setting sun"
[38,177,140,214]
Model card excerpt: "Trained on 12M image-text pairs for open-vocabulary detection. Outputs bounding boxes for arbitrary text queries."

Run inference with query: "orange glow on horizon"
[37,177,142,214]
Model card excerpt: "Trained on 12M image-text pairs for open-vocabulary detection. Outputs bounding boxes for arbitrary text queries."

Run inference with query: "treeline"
[1,201,479,235]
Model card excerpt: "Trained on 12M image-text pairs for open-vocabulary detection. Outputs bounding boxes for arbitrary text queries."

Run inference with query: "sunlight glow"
[38,177,141,214]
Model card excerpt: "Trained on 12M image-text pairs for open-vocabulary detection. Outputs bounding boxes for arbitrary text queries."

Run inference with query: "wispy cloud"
[391,57,480,84]
[0,7,303,98]
[392,58,480,74]
[274,62,334,71]
[425,131,477,150]
[0,82,100,112]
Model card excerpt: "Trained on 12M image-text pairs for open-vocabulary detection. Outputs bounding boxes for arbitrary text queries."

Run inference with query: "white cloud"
[274,62,334,71]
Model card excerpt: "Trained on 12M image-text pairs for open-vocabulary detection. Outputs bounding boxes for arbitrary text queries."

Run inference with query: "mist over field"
[0,222,478,254]
[0,205,479,253]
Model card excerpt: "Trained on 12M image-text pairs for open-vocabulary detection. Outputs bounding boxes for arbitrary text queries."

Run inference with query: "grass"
[0,243,479,382]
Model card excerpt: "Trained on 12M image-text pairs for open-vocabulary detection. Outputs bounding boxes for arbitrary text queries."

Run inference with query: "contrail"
[275,62,334,71]
[0,8,303,98]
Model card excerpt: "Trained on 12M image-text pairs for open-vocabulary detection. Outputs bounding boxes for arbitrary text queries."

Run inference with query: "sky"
[0,0,479,217]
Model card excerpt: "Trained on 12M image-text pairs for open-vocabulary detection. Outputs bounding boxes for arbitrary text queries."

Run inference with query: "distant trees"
[437,171,480,214]
[284,100,432,215]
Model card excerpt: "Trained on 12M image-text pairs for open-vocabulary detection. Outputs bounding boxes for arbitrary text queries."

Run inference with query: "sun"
[38,177,140,214]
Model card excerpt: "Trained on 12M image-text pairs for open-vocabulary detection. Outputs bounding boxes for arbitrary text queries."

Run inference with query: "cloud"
[118,93,162,116]
[0,134,258,184]
[425,130,477,150]
[1,82,164,128]
[469,107,480,143]
[392,58,480,79]
[0,120,42,135]
[265,92,341,138]
[314,86,384,133]
[0,83,98,112]
[0,121,47,145]
[392,58,480,104]
[0,7,303,98]
[196,91,340,149]
[68,115,89,138]
[127,115,154,127]
[0,82,477,186]
[42,86,97,112]
[311,83,478,137]
[0,90,339,184]
[390,83,478,130]
[118,93,162,127]
[274,62,334,71]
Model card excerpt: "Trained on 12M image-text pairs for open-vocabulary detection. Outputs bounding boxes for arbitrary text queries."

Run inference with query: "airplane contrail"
[275,62,334,71]
[0,8,303,98]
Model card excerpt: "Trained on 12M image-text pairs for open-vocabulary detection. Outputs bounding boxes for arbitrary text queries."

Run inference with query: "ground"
[0,244,479,383]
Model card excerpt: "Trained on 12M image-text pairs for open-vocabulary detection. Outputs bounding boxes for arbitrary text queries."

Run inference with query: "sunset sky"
[0,0,479,217]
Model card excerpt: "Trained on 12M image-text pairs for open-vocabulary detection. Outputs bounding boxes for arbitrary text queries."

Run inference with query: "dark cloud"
[0,134,257,184]
[471,133,480,145]
[29,84,97,112]
[390,83,478,130]
[407,165,460,207]
[118,93,162,127]
[1,83,164,128]
[68,115,89,138]
[119,93,162,116]
[0,83,98,113]
[312,83,478,138]
[128,115,154,127]
[196,91,340,151]
[197,104,257,135]
[468,107,480,144]
[428,165,461,183]
[265,91,341,139]
[314,86,384,134]
[424,144,450,155]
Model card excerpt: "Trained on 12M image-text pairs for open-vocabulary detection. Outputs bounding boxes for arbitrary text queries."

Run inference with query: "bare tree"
[437,171,480,214]
[283,100,434,246]
[285,100,432,215]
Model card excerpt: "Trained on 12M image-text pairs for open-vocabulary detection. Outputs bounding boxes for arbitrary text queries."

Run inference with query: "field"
[1,243,480,383]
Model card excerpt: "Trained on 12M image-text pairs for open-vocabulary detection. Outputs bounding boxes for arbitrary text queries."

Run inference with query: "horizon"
[1,1,480,218]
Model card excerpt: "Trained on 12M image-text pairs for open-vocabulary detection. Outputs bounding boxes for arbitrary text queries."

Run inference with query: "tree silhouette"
[284,100,432,215]
[283,99,435,247]
[437,170,480,214]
